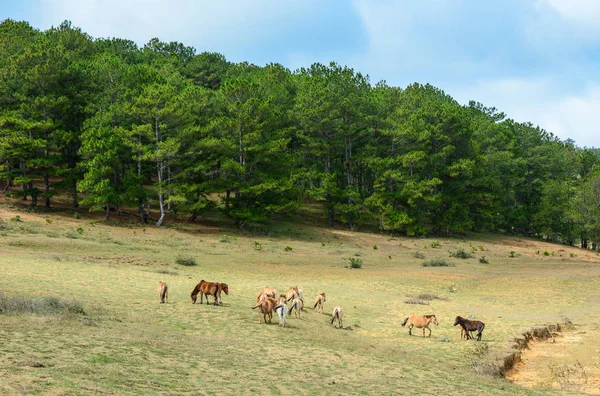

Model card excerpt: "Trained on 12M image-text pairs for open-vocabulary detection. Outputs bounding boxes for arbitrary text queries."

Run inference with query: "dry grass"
[1,206,600,394]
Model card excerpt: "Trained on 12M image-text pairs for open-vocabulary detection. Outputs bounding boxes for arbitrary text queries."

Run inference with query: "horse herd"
[158,281,485,340]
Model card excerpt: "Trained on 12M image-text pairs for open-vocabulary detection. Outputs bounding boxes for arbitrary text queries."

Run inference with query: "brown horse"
[158,282,168,304]
[330,306,343,328]
[256,287,277,302]
[401,315,439,337]
[216,283,229,305]
[252,297,278,324]
[312,292,326,313]
[454,316,485,341]
[190,280,221,306]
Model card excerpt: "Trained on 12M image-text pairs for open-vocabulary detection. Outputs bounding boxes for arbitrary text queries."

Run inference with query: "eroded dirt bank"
[506,327,600,394]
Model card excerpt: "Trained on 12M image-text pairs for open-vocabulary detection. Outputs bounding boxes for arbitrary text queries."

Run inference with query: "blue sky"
[2,0,599,147]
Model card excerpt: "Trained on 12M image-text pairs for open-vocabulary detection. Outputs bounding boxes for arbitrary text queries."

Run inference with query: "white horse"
[288,297,303,319]
[330,306,343,328]
[274,303,289,327]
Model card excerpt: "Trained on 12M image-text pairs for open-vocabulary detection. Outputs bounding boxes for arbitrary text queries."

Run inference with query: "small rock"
[440,337,450,342]
[469,315,475,319]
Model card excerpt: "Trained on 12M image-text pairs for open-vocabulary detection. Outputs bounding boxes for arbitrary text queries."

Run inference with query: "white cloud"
[536,0,600,28]
[452,78,599,148]
[38,0,313,54]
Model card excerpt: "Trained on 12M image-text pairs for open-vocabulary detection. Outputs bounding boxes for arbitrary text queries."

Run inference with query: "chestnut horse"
[256,287,277,302]
[158,282,168,304]
[454,316,485,341]
[252,297,278,324]
[401,314,439,337]
[191,280,226,306]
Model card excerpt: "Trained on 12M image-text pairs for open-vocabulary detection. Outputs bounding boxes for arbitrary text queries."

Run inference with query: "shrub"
[10,215,22,222]
[0,294,85,316]
[219,235,231,243]
[413,251,425,259]
[64,231,79,239]
[348,257,363,269]
[509,251,517,258]
[422,258,454,267]
[479,256,489,264]
[404,299,430,305]
[570,253,576,258]
[543,250,550,256]
[45,218,53,224]
[416,293,445,301]
[175,255,197,266]
[284,246,293,252]
[76,227,84,235]
[430,241,441,248]
[450,248,473,259]
[372,244,378,250]
[252,241,263,250]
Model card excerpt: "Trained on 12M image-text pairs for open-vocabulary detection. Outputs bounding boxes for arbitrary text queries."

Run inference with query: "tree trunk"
[44,171,50,208]
[327,193,334,227]
[188,213,198,223]
[105,204,111,221]
[156,162,166,227]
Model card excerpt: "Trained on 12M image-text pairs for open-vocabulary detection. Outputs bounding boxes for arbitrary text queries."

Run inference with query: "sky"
[1,0,599,147]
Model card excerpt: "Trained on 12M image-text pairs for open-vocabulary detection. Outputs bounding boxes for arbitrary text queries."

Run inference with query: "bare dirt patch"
[507,330,600,394]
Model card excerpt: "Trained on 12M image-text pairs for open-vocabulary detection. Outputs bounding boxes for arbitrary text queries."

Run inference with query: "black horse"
[454,316,485,341]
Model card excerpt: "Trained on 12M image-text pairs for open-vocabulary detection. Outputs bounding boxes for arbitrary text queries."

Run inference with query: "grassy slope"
[1,206,599,395]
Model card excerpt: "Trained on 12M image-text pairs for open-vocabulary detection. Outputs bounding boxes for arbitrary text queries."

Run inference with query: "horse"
[288,297,303,319]
[190,280,220,306]
[401,315,439,337]
[256,287,277,302]
[312,292,326,313]
[252,297,278,324]
[454,316,485,341]
[274,301,289,327]
[216,283,229,305]
[330,306,343,328]
[158,282,168,304]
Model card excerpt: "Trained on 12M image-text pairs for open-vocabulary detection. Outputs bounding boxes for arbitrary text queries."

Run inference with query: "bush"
[422,258,454,267]
[479,256,489,264]
[543,250,550,256]
[404,299,430,305]
[416,293,445,301]
[430,241,441,248]
[252,241,263,250]
[372,244,378,250]
[284,246,293,252]
[10,215,22,222]
[219,235,231,243]
[413,251,425,259]
[0,294,85,316]
[175,255,197,266]
[509,251,517,258]
[64,231,79,239]
[348,257,363,269]
[450,248,473,259]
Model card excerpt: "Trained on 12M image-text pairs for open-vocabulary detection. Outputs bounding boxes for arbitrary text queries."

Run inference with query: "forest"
[1,19,599,246]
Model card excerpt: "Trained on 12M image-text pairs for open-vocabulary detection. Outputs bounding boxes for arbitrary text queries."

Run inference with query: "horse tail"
[288,303,295,317]
[401,317,409,327]
[330,310,339,325]
[251,302,261,309]
[479,322,485,332]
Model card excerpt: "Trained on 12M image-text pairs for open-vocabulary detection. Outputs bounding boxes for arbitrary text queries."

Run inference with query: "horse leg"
[427,327,432,338]
[408,324,413,336]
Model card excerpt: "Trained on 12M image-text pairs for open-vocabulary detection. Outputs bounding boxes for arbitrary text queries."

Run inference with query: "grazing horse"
[158,282,168,304]
[330,306,343,328]
[454,316,485,341]
[252,297,278,324]
[190,280,220,306]
[216,283,229,305]
[256,287,277,302]
[312,292,326,313]
[288,297,303,319]
[401,315,439,337]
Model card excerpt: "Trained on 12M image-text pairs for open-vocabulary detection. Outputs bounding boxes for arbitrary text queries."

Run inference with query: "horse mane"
[425,314,436,318]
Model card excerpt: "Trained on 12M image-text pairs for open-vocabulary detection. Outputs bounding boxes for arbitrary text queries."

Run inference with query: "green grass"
[1,206,599,394]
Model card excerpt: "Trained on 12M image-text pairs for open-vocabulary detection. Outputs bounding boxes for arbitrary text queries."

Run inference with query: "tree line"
[1,20,599,247]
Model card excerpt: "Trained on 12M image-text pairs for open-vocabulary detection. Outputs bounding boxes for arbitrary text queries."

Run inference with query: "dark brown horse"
[191,280,225,306]
[454,316,485,341]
